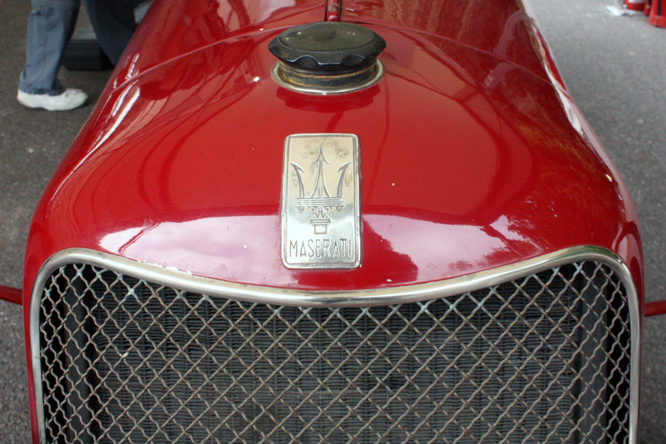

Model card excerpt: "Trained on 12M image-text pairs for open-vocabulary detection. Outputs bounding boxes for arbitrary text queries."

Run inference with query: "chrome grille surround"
[30,247,640,444]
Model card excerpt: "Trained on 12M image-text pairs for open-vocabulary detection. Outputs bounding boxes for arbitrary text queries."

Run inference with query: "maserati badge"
[282,134,361,268]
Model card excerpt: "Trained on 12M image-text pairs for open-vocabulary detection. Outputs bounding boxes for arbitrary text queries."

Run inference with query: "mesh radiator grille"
[38,261,631,443]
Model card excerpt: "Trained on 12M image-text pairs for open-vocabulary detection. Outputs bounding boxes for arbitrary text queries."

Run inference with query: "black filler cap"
[269,22,386,73]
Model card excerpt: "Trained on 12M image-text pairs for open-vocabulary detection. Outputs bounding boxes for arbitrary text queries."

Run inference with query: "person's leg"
[17,0,87,110]
[19,0,79,95]
[83,0,137,65]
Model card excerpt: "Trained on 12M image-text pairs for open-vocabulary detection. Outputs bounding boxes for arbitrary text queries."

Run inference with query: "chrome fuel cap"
[269,22,386,94]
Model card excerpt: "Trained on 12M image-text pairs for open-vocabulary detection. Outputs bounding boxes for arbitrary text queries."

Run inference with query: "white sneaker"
[17,88,88,111]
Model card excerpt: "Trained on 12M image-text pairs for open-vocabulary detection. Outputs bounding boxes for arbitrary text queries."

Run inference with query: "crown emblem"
[281,134,361,269]
[291,147,351,235]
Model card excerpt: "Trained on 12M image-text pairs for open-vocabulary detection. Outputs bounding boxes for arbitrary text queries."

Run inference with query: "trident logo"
[291,147,351,235]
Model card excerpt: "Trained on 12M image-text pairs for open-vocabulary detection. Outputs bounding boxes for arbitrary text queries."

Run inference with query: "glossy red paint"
[341,0,567,90]
[112,0,328,91]
[0,285,21,305]
[22,0,645,440]
[23,27,641,294]
[646,300,666,317]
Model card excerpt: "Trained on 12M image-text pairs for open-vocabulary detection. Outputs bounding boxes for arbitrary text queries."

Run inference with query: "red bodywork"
[21,0,643,440]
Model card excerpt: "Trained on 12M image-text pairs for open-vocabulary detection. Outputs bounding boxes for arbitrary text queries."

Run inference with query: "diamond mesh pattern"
[38,261,631,444]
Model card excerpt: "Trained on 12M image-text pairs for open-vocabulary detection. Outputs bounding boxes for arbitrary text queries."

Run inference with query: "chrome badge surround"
[281,134,361,269]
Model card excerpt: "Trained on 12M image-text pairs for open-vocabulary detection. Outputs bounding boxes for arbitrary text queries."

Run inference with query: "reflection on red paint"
[25,4,640,295]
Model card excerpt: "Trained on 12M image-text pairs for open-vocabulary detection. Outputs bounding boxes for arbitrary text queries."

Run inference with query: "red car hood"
[113,0,564,90]
[24,0,640,293]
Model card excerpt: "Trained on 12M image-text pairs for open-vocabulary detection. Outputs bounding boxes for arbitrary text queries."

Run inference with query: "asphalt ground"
[0,0,664,442]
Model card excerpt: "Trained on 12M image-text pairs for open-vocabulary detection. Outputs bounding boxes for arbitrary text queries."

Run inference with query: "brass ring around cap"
[271,60,384,95]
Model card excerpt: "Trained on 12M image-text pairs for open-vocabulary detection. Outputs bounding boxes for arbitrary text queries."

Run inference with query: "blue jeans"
[18,0,79,95]
[18,0,138,95]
